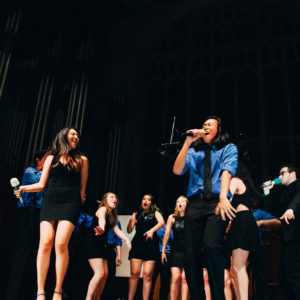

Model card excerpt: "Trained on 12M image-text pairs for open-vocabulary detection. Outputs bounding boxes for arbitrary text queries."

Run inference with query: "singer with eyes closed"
[6,150,47,300]
[261,163,300,299]
[173,116,238,300]
[13,127,89,300]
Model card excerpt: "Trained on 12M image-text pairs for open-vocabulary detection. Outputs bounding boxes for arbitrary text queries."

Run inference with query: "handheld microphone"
[10,177,24,205]
[260,177,282,189]
[182,130,209,138]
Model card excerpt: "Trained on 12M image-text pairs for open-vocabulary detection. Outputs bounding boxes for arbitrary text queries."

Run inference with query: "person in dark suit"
[262,163,300,299]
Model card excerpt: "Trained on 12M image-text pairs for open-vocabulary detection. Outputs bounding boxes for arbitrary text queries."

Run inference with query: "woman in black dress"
[127,194,164,300]
[161,196,189,300]
[14,127,88,300]
[227,162,259,300]
[85,192,131,300]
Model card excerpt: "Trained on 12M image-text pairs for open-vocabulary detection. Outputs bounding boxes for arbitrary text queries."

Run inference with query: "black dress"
[40,156,82,225]
[170,216,185,268]
[129,212,159,261]
[227,188,259,252]
[84,214,111,259]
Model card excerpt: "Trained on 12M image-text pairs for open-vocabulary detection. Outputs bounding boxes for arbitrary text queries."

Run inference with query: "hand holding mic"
[260,177,282,188]
[260,177,282,195]
[182,129,208,138]
[10,177,24,205]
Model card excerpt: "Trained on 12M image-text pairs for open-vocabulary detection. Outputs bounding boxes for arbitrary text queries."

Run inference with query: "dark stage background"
[0,0,300,298]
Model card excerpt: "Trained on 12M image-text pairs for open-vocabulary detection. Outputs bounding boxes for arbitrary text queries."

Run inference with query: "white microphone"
[10,177,24,206]
[260,177,282,189]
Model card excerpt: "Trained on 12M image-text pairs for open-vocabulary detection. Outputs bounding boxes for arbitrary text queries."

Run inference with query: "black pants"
[102,245,117,300]
[150,253,171,300]
[5,207,40,300]
[280,241,300,299]
[184,197,227,300]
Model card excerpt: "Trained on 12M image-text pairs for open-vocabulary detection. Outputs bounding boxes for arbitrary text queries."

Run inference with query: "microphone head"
[10,177,20,188]
[273,177,282,185]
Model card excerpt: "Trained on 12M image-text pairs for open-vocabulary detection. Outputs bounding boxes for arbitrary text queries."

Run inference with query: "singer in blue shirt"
[173,116,238,300]
[6,150,47,300]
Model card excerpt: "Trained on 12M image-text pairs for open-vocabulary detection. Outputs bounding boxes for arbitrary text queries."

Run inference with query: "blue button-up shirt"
[157,225,173,253]
[18,167,45,209]
[108,220,122,247]
[180,143,238,198]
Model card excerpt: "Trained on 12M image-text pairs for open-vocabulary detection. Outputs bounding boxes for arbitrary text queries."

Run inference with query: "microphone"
[260,177,282,189]
[10,177,24,206]
[182,130,209,138]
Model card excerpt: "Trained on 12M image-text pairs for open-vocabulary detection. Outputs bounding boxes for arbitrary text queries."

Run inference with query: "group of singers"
[7,115,300,300]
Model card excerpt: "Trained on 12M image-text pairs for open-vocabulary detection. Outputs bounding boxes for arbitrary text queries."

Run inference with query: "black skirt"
[169,250,185,268]
[227,210,259,252]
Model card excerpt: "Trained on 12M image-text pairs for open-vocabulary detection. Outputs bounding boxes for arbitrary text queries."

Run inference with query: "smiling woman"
[13,127,89,300]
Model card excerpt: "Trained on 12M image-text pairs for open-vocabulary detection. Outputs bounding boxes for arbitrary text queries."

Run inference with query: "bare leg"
[231,248,249,300]
[224,269,233,300]
[170,267,181,300]
[95,260,108,300]
[37,221,56,298]
[85,258,107,300]
[203,268,212,300]
[128,259,143,300]
[142,260,156,300]
[181,269,189,300]
[53,220,75,299]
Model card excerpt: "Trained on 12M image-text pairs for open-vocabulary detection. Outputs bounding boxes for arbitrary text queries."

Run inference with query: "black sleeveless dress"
[84,214,111,259]
[170,216,186,268]
[227,188,259,252]
[128,212,159,261]
[40,156,82,225]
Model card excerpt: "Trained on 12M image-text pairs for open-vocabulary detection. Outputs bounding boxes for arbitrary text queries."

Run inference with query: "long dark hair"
[46,127,83,172]
[235,161,262,208]
[138,194,161,220]
[192,116,230,150]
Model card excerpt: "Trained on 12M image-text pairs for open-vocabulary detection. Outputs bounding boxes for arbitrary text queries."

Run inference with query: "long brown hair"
[173,195,188,218]
[139,194,161,220]
[47,127,83,172]
[98,193,119,227]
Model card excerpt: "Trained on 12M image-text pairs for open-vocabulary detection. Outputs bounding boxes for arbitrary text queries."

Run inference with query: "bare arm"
[215,170,237,221]
[18,155,53,194]
[127,212,137,234]
[116,246,122,266]
[114,225,131,250]
[173,140,192,175]
[94,207,107,235]
[80,156,89,203]
[144,211,165,240]
[161,215,174,263]
[257,219,281,228]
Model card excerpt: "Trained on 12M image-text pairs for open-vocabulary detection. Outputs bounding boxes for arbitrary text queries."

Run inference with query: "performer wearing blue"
[173,116,238,300]
[6,150,46,300]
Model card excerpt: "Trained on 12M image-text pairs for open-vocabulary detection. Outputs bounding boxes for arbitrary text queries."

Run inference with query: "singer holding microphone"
[262,164,300,299]
[13,127,89,300]
[173,116,238,300]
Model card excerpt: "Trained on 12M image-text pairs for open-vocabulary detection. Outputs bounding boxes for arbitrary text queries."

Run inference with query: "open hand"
[94,226,105,236]
[161,252,167,264]
[144,230,154,240]
[280,209,295,225]
[215,195,236,221]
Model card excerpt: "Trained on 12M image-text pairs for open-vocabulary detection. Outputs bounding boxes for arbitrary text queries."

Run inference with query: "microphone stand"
[159,116,182,158]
